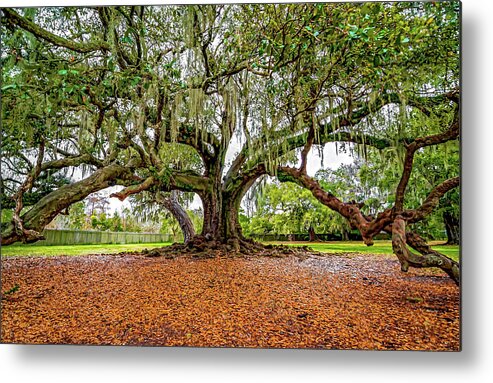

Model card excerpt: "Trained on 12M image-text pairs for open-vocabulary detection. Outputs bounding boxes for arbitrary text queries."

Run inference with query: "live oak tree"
[1,3,460,283]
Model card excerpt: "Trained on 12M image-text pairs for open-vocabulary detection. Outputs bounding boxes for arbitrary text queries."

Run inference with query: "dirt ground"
[1,252,460,350]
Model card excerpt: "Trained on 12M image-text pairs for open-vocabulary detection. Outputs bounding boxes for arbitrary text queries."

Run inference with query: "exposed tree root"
[141,235,320,260]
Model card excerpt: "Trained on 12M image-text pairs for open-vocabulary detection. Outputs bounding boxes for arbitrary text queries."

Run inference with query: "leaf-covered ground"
[1,252,459,350]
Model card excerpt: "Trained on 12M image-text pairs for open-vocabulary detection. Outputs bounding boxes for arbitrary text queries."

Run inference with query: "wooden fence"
[35,229,171,245]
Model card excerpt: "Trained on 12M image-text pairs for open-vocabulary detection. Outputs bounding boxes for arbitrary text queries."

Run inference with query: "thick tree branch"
[391,216,459,284]
[2,163,136,245]
[2,8,111,53]
[110,176,156,201]
[394,116,459,212]
[40,153,103,171]
[157,191,195,244]
[110,169,208,202]
[403,177,460,223]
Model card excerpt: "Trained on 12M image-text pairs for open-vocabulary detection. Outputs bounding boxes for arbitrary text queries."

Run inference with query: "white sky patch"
[305,143,353,177]
[93,186,132,215]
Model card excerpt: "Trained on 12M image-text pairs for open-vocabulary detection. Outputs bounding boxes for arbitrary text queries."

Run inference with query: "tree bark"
[199,190,244,251]
[159,191,195,244]
[391,217,459,285]
[443,211,460,245]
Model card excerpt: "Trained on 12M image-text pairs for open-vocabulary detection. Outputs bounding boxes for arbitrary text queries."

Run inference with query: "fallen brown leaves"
[1,252,459,350]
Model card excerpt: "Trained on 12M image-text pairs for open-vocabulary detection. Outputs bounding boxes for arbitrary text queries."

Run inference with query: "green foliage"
[68,201,87,230]
[90,212,112,231]
[242,181,350,237]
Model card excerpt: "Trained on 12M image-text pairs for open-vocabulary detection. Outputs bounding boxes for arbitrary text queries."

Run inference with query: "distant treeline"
[250,232,392,242]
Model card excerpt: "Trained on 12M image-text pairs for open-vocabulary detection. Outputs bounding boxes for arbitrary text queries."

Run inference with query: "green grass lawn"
[267,240,460,262]
[1,240,459,262]
[1,242,171,257]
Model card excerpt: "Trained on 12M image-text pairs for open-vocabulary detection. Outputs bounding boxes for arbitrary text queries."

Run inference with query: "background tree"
[243,181,351,240]
[67,201,87,230]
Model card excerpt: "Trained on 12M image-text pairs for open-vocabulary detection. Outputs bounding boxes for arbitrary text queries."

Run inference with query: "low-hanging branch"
[402,177,460,223]
[2,163,137,245]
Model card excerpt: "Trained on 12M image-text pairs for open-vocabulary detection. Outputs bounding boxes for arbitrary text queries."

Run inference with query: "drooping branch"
[277,164,459,243]
[274,165,460,284]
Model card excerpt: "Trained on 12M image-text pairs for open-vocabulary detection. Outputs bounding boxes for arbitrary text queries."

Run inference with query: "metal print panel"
[1,1,460,350]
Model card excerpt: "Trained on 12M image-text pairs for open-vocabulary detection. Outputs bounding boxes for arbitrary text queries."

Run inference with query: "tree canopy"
[1,2,460,283]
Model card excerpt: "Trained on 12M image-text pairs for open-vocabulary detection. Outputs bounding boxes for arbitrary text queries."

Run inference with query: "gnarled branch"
[2,8,111,53]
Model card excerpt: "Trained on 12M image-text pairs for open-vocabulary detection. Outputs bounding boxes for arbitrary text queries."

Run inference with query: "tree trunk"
[341,229,349,241]
[308,225,318,242]
[443,211,460,245]
[199,190,244,250]
[159,191,195,244]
